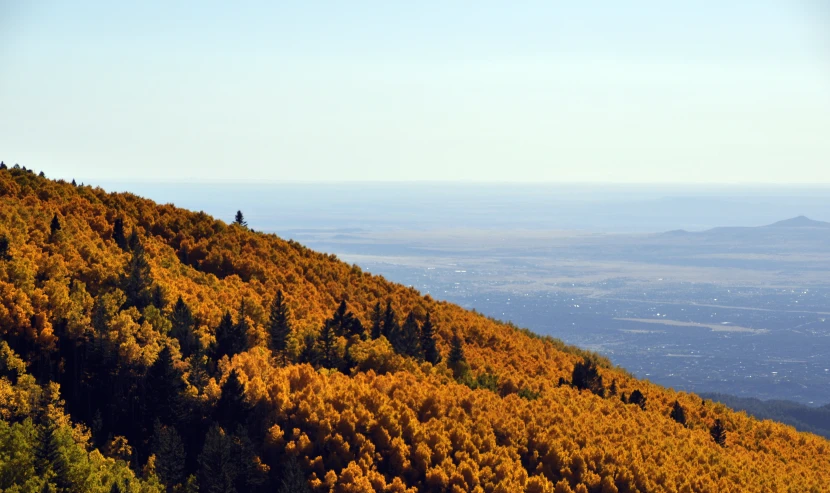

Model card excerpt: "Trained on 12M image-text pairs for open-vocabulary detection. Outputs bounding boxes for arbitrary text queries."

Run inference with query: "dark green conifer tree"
[331,300,364,339]
[710,419,727,447]
[298,334,319,366]
[213,311,245,360]
[121,238,153,309]
[144,345,186,427]
[571,357,604,397]
[170,296,198,358]
[235,299,250,350]
[448,332,465,367]
[49,213,61,241]
[447,332,470,380]
[268,290,291,364]
[112,218,128,251]
[340,344,356,375]
[229,425,266,491]
[233,210,247,227]
[127,230,140,251]
[381,301,400,343]
[420,312,440,365]
[197,425,235,493]
[215,370,251,429]
[275,456,311,493]
[34,419,71,490]
[50,213,61,234]
[317,320,338,368]
[670,400,687,427]
[151,285,165,309]
[152,421,186,489]
[629,389,646,410]
[0,234,11,261]
[608,379,618,396]
[396,312,423,359]
[186,352,211,391]
[369,302,383,340]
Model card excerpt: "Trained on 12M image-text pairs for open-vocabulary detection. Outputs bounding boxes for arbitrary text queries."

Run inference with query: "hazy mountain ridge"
[661,215,830,237]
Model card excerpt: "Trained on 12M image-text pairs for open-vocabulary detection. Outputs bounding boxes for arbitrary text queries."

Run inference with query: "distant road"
[600,297,830,316]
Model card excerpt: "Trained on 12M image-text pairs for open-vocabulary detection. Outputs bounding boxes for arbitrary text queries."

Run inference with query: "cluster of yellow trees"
[0,165,828,492]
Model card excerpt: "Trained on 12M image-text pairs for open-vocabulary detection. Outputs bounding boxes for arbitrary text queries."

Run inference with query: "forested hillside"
[0,164,828,492]
[700,393,830,439]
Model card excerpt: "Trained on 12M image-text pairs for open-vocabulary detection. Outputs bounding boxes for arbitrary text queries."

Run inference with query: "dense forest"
[0,163,829,492]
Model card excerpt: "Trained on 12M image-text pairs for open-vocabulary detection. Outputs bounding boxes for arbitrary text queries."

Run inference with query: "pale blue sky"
[1,1,828,183]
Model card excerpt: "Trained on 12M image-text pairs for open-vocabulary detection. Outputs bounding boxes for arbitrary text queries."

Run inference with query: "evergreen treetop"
[120,237,153,309]
[112,218,128,251]
[711,419,727,447]
[233,210,247,227]
[396,311,423,359]
[170,296,198,357]
[420,311,441,365]
[670,400,687,427]
[268,290,292,363]
[629,389,647,410]
[0,234,11,261]
[369,302,383,340]
[381,301,399,342]
[572,357,604,397]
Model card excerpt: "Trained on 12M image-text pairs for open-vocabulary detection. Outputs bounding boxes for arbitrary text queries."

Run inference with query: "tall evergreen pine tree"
[49,213,61,238]
[144,345,186,427]
[420,312,440,364]
[0,234,11,261]
[170,296,198,358]
[215,370,251,429]
[233,210,247,227]
[369,302,382,340]
[112,218,128,251]
[298,334,320,366]
[34,419,71,490]
[121,238,152,309]
[381,301,400,343]
[268,290,291,364]
[396,312,423,359]
[317,320,338,368]
[711,419,727,446]
[670,400,687,427]
[152,421,186,489]
[331,300,364,339]
[235,299,250,351]
[275,455,311,493]
[213,310,245,360]
[197,425,235,493]
[448,333,465,367]
[572,357,604,397]
[629,389,647,410]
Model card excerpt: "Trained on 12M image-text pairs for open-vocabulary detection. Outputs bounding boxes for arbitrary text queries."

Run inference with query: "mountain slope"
[0,166,829,492]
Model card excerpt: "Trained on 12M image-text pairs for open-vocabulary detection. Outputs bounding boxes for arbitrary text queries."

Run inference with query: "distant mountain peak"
[766,216,830,228]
